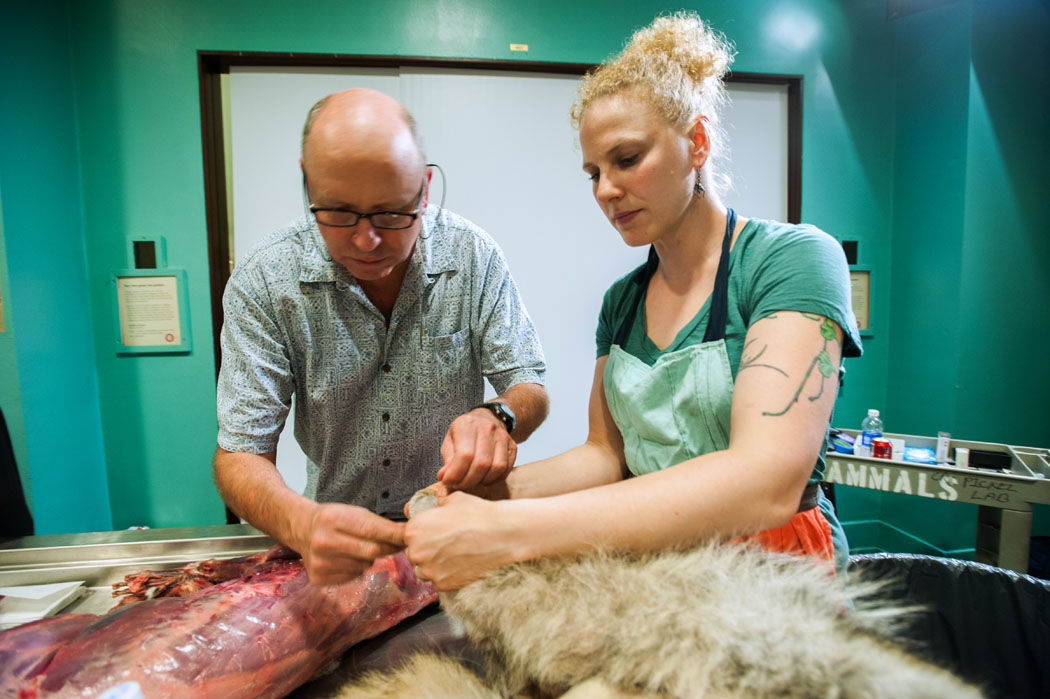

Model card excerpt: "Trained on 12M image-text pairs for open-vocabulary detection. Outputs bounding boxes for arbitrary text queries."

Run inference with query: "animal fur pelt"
[336,541,984,698]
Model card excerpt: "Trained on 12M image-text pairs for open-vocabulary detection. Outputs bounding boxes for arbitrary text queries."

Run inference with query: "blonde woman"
[405,12,862,589]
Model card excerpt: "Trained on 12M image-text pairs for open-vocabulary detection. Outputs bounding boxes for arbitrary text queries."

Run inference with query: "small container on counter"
[872,440,893,459]
[936,432,951,463]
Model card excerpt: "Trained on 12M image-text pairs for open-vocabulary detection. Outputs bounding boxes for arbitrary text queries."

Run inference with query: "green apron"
[602,209,846,572]
[604,209,737,476]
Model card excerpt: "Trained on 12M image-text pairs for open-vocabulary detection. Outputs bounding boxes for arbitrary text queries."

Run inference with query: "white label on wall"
[117,276,181,346]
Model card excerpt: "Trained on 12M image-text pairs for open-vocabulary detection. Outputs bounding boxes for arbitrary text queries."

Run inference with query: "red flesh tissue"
[109,545,302,607]
[0,615,97,698]
[1,547,436,698]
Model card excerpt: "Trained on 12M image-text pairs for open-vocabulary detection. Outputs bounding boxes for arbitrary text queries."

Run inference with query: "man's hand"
[291,502,406,585]
[437,407,517,489]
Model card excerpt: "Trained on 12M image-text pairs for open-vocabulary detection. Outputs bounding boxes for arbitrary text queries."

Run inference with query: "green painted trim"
[842,518,976,559]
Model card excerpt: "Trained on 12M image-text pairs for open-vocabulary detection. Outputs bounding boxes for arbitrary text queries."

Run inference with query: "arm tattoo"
[739,339,789,377]
[763,314,840,417]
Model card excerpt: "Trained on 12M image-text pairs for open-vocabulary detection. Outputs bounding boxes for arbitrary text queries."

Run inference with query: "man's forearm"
[213,447,314,550]
[495,382,549,442]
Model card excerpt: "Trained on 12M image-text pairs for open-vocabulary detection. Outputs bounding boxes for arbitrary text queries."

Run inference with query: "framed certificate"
[849,269,872,335]
[111,269,191,354]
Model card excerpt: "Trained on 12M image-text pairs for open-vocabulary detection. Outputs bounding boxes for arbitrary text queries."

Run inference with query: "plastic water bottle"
[855,409,883,458]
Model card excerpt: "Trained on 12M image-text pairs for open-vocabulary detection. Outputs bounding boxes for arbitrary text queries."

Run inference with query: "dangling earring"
[694,170,706,197]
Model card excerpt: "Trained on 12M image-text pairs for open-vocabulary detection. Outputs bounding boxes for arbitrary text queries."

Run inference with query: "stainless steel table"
[0,524,272,615]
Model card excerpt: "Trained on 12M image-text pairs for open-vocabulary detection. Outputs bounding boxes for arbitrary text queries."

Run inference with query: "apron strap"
[612,247,657,347]
[701,207,736,344]
[612,209,737,347]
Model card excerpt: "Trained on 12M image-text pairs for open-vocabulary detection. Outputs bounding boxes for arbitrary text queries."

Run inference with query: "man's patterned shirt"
[216,209,546,518]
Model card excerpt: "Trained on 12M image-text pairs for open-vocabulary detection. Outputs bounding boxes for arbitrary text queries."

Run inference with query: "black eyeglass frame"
[306,177,427,230]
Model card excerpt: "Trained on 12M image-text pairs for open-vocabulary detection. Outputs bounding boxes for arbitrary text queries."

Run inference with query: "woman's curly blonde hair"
[571,12,736,198]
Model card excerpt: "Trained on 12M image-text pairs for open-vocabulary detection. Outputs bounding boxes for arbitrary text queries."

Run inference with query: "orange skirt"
[737,507,835,562]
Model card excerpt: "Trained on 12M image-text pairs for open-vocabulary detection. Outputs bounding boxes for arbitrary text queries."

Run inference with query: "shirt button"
[382,458,391,466]
[382,363,391,373]
[381,491,390,499]
[382,413,390,422]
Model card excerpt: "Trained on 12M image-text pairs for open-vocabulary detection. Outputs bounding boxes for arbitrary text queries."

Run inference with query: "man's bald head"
[299,90,432,293]
[300,89,425,177]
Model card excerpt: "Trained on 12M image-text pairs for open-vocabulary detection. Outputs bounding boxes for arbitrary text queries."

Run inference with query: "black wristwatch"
[474,401,516,434]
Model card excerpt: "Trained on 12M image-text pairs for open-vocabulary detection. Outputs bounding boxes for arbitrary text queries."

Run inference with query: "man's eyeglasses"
[308,181,426,230]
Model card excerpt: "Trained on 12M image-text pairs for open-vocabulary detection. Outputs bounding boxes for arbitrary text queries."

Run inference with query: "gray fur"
[334,652,498,698]
[341,542,983,698]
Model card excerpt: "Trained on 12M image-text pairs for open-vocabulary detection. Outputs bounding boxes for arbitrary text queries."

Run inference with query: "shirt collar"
[299,216,339,283]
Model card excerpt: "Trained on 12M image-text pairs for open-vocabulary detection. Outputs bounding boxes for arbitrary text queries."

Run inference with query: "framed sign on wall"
[111,269,191,354]
[849,268,872,334]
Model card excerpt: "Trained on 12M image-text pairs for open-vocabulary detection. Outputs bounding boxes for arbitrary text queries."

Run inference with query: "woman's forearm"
[504,440,626,500]
[505,447,806,562]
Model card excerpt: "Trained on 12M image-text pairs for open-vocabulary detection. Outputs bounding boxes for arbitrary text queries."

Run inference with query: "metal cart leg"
[976,506,1032,574]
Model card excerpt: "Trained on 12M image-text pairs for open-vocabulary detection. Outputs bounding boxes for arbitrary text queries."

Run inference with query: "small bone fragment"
[408,487,440,518]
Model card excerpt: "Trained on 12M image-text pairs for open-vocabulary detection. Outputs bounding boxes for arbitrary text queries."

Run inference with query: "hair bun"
[627,12,733,86]
[571,11,736,200]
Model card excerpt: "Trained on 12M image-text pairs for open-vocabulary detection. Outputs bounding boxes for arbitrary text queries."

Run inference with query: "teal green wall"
[959,0,1050,447]
[959,0,1050,536]
[0,4,112,533]
[872,0,1050,553]
[1,0,1046,548]
[886,2,971,437]
[879,0,976,550]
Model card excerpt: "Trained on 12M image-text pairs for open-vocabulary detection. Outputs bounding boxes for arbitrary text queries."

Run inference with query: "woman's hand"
[404,491,525,591]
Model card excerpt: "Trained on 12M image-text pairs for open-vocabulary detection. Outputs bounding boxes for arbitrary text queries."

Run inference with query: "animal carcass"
[2,547,436,698]
[0,614,97,698]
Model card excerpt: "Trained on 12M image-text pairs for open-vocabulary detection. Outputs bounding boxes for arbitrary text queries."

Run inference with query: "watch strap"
[474,402,515,433]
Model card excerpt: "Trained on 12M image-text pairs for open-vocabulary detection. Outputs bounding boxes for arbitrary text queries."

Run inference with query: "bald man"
[214,90,548,584]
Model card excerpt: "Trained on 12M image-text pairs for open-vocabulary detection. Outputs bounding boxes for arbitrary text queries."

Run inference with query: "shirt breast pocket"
[418,329,478,405]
